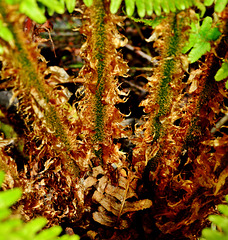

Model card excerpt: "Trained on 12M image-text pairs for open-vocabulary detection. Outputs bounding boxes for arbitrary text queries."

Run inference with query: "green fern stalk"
[92,0,106,142]
[151,15,182,144]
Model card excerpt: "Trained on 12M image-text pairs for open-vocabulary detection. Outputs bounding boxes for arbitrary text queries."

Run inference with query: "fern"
[215,61,228,88]
[110,0,206,17]
[5,0,77,24]
[0,0,228,238]
[201,195,228,240]
[127,15,166,28]
[182,16,221,63]
[0,171,80,240]
[204,0,228,12]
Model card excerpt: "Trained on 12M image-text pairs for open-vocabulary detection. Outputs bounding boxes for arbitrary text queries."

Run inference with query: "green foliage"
[204,0,228,12]
[83,0,93,7]
[0,171,80,240]
[19,0,47,23]
[5,0,77,24]
[0,19,14,52]
[215,61,228,89]
[201,195,228,240]
[128,15,165,28]
[110,0,204,17]
[182,16,221,63]
[0,20,14,42]
[65,0,77,13]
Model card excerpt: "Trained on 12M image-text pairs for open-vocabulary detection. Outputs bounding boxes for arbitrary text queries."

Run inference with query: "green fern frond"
[110,0,201,17]
[5,0,77,24]
[204,0,228,12]
[201,195,228,240]
[215,61,228,89]
[182,16,221,63]
[128,15,166,28]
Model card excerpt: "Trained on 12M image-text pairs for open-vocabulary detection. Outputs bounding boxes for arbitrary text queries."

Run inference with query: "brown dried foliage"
[0,2,228,240]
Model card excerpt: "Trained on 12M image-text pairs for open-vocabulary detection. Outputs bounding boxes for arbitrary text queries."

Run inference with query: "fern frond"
[201,195,228,240]
[182,16,221,63]
[0,0,81,178]
[215,61,228,89]
[110,0,199,17]
[204,0,228,12]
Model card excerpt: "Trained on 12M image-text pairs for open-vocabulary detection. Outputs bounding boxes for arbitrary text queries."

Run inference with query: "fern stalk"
[133,14,184,174]
[92,0,106,142]
[0,1,80,178]
[79,0,129,165]
[133,11,228,237]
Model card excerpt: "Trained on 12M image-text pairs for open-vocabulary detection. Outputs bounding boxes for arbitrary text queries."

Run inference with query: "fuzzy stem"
[152,15,180,142]
[0,1,80,177]
[92,0,106,143]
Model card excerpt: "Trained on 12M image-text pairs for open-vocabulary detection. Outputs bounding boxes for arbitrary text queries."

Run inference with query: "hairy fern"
[0,0,227,239]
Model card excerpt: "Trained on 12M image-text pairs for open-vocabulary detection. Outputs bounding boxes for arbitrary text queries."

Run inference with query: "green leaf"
[0,208,11,221]
[175,0,185,10]
[59,235,80,240]
[188,41,211,63]
[184,0,193,8]
[136,0,146,17]
[145,0,153,15]
[125,0,135,16]
[38,0,65,14]
[215,62,228,81]
[200,16,212,32]
[0,171,5,187]
[184,17,221,63]
[0,44,3,55]
[225,195,228,203]
[5,0,21,4]
[0,188,22,209]
[34,226,62,240]
[218,204,228,217]
[204,0,214,6]
[208,215,228,234]
[110,0,122,14]
[0,20,14,42]
[47,6,55,16]
[65,0,76,13]
[19,0,47,24]
[160,0,170,13]
[199,17,221,41]
[83,0,93,7]
[215,0,228,12]
[195,1,206,17]
[19,217,47,238]
[153,0,161,15]
[168,0,176,12]
[0,219,23,235]
[129,15,165,28]
[201,228,225,240]
[206,27,222,41]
